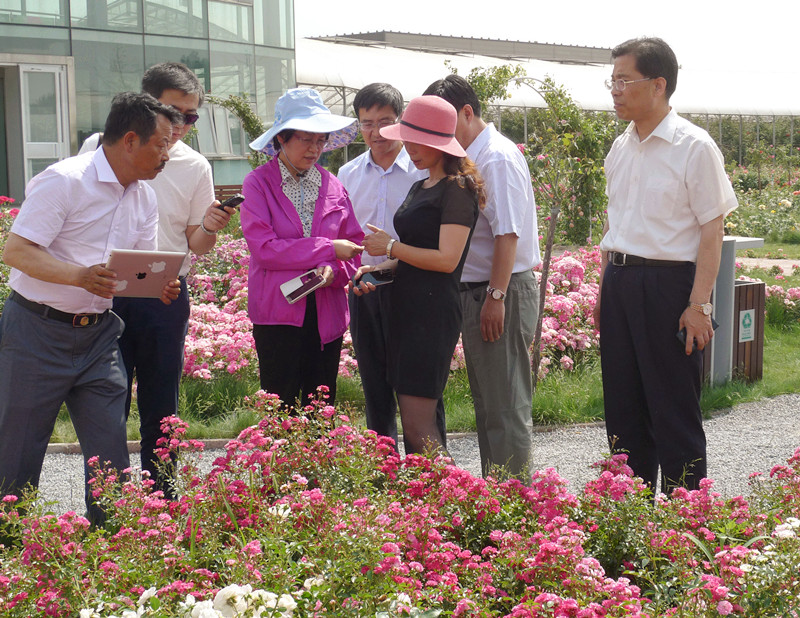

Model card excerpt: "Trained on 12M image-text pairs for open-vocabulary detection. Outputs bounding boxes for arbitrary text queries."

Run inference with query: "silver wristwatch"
[486,286,506,301]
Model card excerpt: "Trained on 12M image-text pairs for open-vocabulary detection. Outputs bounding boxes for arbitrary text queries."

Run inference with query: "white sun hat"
[249,88,358,156]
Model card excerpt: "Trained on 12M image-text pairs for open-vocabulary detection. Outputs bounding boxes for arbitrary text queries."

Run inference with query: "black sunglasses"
[181,112,200,126]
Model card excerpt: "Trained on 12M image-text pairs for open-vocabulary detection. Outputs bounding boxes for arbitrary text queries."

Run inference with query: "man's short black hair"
[422,74,481,118]
[352,83,404,118]
[141,62,205,106]
[102,92,182,145]
[611,37,678,100]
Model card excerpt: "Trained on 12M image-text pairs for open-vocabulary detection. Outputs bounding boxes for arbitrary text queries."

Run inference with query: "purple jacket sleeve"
[240,166,338,272]
[241,160,363,285]
[315,187,364,289]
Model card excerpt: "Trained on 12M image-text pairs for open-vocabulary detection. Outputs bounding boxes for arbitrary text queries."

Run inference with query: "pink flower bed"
[184,237,604,381]
[1,397,799,616]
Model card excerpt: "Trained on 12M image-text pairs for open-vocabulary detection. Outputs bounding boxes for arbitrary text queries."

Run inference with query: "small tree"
[444,61,525,113]
[522,78,615,245]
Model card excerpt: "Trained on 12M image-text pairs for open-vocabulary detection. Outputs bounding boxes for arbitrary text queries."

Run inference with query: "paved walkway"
[38,394,800,514]
[737,256,799,271]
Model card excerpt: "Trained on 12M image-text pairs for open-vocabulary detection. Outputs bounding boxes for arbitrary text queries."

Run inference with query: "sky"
[294,0,800,76]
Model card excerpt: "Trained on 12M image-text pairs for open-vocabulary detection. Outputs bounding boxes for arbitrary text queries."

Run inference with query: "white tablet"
[106,249,186,298]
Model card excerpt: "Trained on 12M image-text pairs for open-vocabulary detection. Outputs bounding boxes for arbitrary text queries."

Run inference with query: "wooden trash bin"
[732,280,765,382]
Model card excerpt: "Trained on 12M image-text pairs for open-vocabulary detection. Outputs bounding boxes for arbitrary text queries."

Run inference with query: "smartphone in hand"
[217,193,244,210]
[677,318,719,351]
[280,270,326,304]
[355,268,394,287]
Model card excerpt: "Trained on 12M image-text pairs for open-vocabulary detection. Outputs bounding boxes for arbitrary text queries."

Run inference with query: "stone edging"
[44,407,734,456]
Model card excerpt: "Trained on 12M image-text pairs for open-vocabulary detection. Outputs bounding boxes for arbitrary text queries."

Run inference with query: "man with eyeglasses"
[339,83,449,451]
[80,62,233,498]
[594,38,738,495]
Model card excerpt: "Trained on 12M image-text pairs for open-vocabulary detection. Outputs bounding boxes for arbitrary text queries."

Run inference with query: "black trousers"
[348,286,446,452]
[114,278,190,499]
[253,293,343,410]
[600,262,706,493]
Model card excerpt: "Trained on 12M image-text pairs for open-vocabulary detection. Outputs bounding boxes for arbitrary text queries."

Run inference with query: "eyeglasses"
[358,119,398,132]
[181,112,200,126]
[292,134,329,150]
[169,108,200,126]
[604,77,653,91]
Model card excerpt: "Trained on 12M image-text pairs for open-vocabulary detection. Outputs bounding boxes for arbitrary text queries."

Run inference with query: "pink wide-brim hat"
[379,95,466,158]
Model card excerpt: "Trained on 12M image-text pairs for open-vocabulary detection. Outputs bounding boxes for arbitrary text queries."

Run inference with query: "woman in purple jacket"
[242,88,364,409]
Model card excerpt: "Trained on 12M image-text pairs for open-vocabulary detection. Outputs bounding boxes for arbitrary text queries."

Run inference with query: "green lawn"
[738,241,800,260]
[50,324,800,443]
[48,250,800,444]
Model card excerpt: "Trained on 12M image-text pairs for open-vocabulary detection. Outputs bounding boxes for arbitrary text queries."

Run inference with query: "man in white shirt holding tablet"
[0,92,182,524]
[81,63,233,498]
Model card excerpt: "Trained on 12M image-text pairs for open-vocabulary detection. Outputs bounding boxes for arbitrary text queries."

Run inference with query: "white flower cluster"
[724,519,800,613]
[79,588,159,618]
[267,503,292,519]
[79,585,298,618]
[772,516,800,539]
[181,585,297,617]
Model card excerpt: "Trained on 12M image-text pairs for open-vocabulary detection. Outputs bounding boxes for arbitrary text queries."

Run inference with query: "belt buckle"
[72,313,96,327]
[611,252,625,266]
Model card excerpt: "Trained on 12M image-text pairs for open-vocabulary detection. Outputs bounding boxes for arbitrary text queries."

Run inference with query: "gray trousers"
[460,269,538,480]
[0,297,129,522]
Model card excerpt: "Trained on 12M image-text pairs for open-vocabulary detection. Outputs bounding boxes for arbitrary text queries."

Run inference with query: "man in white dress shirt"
[0,92,182,523]
[339,83,449,450]
[595,37,738,493]
[424,75,541,480]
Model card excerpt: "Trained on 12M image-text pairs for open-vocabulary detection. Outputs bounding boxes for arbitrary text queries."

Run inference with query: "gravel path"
[39,393,800,513]
[737,256,799,270]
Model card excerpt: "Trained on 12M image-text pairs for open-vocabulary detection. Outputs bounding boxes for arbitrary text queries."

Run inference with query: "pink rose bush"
[183,302,257,380]
[183,235,605,383]
[0,194,16,214]
[184,238,256,380]
[182,236,799,383]
[736,269,800,329]
[2,398,800,616]
[534,247,601,377]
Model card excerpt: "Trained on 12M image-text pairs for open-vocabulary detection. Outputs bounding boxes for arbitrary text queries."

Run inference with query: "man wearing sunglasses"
[80,62,233,498]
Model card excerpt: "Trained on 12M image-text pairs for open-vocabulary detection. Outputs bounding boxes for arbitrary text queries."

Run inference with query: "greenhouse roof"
[296,38,799,117]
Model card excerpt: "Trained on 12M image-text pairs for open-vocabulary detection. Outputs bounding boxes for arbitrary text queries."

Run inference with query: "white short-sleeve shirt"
[81,135,215,275]
[338,147,426,267]
[149,140,215,275]
[600,109,738,261]
[9,148,159,313]
[463,123,541,282]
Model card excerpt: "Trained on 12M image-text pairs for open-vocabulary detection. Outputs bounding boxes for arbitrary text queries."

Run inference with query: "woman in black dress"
[353,95,485,455]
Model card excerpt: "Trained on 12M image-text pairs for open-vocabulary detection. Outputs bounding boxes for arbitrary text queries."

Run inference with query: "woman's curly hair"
[442,154,487,209]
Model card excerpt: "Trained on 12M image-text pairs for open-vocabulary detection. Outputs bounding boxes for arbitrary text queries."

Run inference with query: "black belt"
[459,281,487,292]
[607,251,692,268]
[8,290,107,327]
